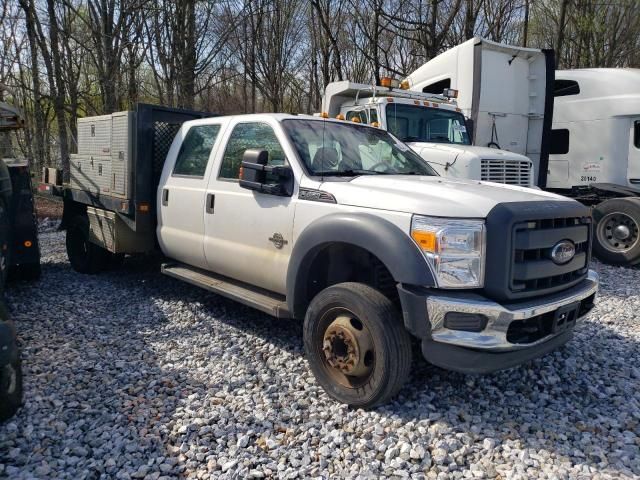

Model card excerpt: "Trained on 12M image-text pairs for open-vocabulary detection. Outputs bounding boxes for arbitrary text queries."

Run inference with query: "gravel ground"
[1,228,639,479]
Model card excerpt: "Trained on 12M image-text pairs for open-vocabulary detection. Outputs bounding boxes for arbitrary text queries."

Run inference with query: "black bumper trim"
[421,329,574,374]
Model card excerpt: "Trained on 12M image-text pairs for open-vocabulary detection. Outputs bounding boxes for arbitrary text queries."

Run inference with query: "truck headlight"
[411,216,485,288]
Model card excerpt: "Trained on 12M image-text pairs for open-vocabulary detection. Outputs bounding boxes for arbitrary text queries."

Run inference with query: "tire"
[66,214,109,274]
[0,356,22,422]
[592,198,640,266]
[0,198,10,291]
[303,282,412,408]
[10,263,41,282]
[0,244,8,293]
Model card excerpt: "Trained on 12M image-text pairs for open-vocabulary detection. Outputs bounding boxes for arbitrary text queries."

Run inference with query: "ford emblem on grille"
[551,240,576,265]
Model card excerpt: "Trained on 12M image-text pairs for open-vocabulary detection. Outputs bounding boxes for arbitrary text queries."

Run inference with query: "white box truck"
[41,107,598,407]
[321,81,535,187]
[403,37,555,188]
[546,68,640,266]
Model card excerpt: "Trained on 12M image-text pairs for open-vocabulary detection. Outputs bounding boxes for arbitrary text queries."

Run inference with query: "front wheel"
[593,198,640,266]
[303,282,412,408]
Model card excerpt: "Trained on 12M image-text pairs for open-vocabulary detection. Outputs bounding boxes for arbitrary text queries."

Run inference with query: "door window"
[219,123,286,179]
[173,124,221,177]
[634,121,640,149]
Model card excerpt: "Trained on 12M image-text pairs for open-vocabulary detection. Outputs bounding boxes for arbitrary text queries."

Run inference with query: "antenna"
[321,115,326,182]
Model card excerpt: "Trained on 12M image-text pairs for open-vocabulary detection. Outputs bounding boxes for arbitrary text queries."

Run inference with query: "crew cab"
[45,107,598,407]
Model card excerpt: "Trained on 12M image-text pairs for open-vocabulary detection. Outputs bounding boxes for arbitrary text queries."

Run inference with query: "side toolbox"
[72,112,134,200]
[86,206,154,254]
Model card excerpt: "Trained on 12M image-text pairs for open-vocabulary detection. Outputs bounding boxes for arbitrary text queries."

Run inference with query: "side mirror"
[465,118,475,143]
[239,149,293,197]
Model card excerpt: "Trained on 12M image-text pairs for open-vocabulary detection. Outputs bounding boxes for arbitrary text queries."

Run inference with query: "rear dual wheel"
[303,282,412,408]
[66,214,112,274]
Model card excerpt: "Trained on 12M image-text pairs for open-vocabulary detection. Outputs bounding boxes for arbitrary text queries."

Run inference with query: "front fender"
[286,213,435,318]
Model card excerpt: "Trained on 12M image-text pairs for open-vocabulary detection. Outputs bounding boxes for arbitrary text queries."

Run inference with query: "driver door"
[203,120,296,295]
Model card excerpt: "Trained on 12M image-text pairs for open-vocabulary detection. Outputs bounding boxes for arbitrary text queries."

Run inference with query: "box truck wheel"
[303,282,412,408]
[66,214,110,274]
[0,356,22,422]
[593,198,640,266]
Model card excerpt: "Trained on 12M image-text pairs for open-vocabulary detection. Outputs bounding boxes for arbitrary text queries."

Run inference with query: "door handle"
[206,193,215,214]
[162,188,169,206]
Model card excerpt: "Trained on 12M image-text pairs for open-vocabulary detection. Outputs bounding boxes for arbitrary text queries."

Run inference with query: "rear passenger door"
[157,122,225,269]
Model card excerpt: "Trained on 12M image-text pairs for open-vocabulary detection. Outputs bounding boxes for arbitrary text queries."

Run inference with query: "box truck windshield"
[385,104,471,145]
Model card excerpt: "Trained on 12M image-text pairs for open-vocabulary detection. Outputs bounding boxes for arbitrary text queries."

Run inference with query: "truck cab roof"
[553,68,640,122]
[183,112,366,128]
[322,81,457,118]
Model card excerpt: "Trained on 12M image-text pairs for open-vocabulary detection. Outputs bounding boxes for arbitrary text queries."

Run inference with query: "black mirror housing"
[239,149,293,197]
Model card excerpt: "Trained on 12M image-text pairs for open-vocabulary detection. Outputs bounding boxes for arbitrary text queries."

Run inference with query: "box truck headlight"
[411,216,485,288]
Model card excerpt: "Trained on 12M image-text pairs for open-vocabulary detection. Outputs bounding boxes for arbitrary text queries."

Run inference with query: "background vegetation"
[1,0,639,176]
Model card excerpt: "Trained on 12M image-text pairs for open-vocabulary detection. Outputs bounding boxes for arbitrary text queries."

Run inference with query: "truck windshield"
[281,119,437,177]
[385,103,471,145]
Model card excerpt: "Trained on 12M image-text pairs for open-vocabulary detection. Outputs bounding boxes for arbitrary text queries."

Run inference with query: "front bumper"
[399,270,598,374]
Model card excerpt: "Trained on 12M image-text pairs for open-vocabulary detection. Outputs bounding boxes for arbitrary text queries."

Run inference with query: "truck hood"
[319,175,571,218]
[406,142,530,161]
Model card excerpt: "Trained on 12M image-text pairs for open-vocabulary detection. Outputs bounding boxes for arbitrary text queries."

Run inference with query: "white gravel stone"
[0,229,639,479]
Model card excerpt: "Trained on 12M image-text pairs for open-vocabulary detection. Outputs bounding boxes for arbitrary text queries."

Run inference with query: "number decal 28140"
[581,176,597,182]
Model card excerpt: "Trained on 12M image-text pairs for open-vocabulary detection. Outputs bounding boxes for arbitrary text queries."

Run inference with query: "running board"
[161,263,291,318]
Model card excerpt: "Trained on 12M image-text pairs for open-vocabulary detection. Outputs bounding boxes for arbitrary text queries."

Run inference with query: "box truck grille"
[510,216,591,295]
[481,159,531,187]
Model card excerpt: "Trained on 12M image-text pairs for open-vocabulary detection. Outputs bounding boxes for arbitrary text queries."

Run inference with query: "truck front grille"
[484,201,593,302]
[481,159,532,187]
[511,216,591,295]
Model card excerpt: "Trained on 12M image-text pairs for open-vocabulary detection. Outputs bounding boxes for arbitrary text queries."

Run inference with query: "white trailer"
[547,68,640,265]
[403,37,555,187]
[322,81,534,188]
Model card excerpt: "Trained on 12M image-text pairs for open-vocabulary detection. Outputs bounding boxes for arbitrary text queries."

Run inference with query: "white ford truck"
[42,105,598,407]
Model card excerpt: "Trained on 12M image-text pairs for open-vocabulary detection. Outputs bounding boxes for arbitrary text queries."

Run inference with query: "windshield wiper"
[315,169,391,177]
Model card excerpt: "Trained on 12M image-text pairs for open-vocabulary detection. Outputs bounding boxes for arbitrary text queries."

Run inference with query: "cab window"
[554,80,580,97]
[219,122,286,179]
[550,129,570,155]
[173,124,221,177]
[346,110,367,124]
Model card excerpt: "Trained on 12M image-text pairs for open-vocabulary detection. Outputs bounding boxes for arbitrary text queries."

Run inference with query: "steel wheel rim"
[319,308,376,389]
[597,212,640,253]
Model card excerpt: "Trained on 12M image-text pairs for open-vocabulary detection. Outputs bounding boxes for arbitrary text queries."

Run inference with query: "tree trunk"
[556,0,570,68]
[19,0,47,171]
